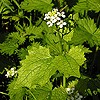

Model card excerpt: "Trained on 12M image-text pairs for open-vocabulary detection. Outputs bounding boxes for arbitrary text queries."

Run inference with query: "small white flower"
[77,98,81,100]
[51,16,55,20]
[44,14,50,20]
[79,95,83,98]
[47,21,51,25]
[5,72,10,78]
[57,20,66,28]
[57,12,61,16]
[51,19,57,23]
[72,87,75,91]
[61,12,66,18]
[71,96,74,100]
[75,93,79,98]
[11,68,14,71]
[48,11,51,15]
[66,88,71,92]
[55,16,61,20]
[47,21,53,27]
[5,67,17,78]
[75,92,83,100]
[53,8,58,12]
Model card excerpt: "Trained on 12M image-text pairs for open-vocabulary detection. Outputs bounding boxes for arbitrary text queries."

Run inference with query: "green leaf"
[8,79,26,100]
[72,0,88,13]
[25,25,43,40]
[8,80,52,100]
[13,46,55,89]
[29,82,52,100]
[0,0,14,14]
[75,78,89,95]
[92,28,100,46]
[17,48,28,60]
[88,0,100,13]
[44,33,62,56]
[51,87,67,100]
[76,76,100,96]
[63,30,74,42]
[68,46,86,66]
[8,32,26,45]
[0,40,18,55]
[70,18,100,47]
[0,32,26,55]
[72,0,100,13]
[8,45,86,98]
[53,46,86,78]
[21,0,53,13]
[88,78,100,92]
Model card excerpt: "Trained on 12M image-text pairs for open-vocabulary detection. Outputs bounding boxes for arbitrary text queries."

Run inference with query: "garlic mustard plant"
[44,8,66,28]
[5,68,17,78]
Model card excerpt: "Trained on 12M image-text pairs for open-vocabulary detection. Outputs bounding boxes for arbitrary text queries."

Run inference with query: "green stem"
[13,0,21,9]
[89,46,99,75]
[24,16,32,26]
[0,92,8,95]
[27,89,37,100]
[57,0,60,9]
[30,13,32,26]
[57,31,63,54]
[92,46,99,65]
[25,96,28,100]
[60,5,68,12]
[63,76,66,87]
[97,13,100,27]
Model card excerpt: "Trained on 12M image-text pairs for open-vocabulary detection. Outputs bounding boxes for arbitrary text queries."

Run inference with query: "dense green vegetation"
[0,0,100,100]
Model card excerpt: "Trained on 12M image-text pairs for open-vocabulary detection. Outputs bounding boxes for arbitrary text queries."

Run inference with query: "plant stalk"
[89,46,99,76]
[0,92,8,95]
[63,76,66,87]
[57,31,63,54]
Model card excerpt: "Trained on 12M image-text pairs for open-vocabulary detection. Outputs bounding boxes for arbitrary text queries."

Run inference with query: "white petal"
[44,17,47,20]
[48,12,51,15]
[11,68,14,71]
[57,12,61,16]
[63,22,66,25]
[59,24,63,28]
[79,95,83,98]
[52,19,57,23]
[61,12,65,14]
[66,88,71,91]
[15,71,17,74]
[71,96,74,100]
[5,74,9,78]
[48,23,53,27]
[77,98,81,100]
[5,72,10,78]
[53,8,58,12]
[51,16,55,20]
[72,87,75,91]
[45,14,48,17]
[56,17,61,20]
[57,22,60,25]
[62,15,66,18]
[11,72,15,76]
[54,14,57,17]
[47,21,51,25]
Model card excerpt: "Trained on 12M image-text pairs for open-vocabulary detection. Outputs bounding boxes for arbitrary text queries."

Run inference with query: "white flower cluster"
[5,68,17,78]
[66,87,83,100]
[44,8,66,28]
